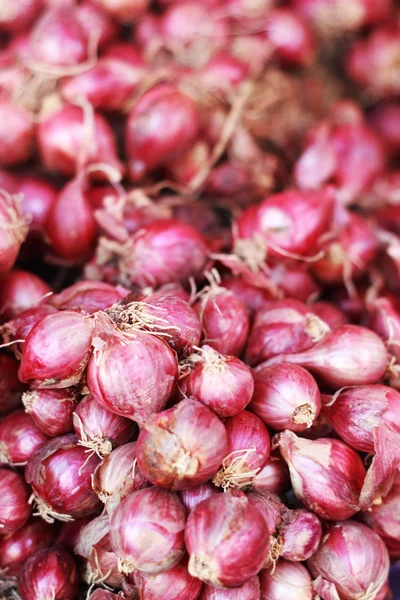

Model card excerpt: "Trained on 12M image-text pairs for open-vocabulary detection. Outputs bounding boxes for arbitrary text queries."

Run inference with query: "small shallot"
[137,399,228,490]
[260,560,313,600]
[275,430,366,520]
[110,487,186,574]
[185,492,270,588]
[0,409,48,465]
[0,468,31,534]
[18,546,78,600]
[23,388,77,437]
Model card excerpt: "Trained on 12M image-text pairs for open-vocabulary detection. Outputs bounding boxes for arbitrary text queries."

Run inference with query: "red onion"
[0,354,24,414]
[367,295,400,361]
[111,289,202,354]
[264,8,316,68]
[312,211,378,286]
[198,52,249,93]
[23,388,77,437]
[246,299,330,367]
[0,468,31,534]
[125,557,202,600]
[73,394,136,457]
[264,325,388,388]
[182,346,254,417]
[160,3,228,58]
[250,363,321,432]
[110,487,187,574]
[134,12,161,48]
[259,560,313,600]
[38,104,123,180]
[199,577,260,599]
[179,482,219,513]
[362,473,400,559]
[50,280,128,314]
[29,7,88,67]
[46,176,97,262]
[75,514,121,588]
[92,441,147,513]
[252,455,291,494]
[18,174,57,231]
[310,301,348,328]
[92,0,149,23]
[236,188,333,258]
[90,591,124,600]
[62,52,145,112]
[0,518,58,577]
[0,410,48,465]
[126,84,200,181]
[137,398,228,490]
[0,270,50,320]
[0,0,43,32]
[26,434,101,522]
[195,279,249,357]
[55,516,92,552]
[269,263,320,304]
[167,141,210,187]
[213,411,270,490]
[0,168,17,193]
[308,521,390,600]
[75,1,118,48]
[0,99,35,167]
[221,276,275,315]
[0,190,28,274]
[0,304,58,356]
[19,310,94,388]
[347,22,400,98]
[18,546,78,600]
[325,384,400,509]
[185,492,270,587]
[87,317,177,426]
[275,430,366,520]
[278,509,322,562]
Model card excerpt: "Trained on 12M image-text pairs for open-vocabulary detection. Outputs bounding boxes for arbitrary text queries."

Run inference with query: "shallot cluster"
[0,0,400,599]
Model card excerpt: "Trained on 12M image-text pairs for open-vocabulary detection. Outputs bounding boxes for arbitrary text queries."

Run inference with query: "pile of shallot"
[1,0,400,599]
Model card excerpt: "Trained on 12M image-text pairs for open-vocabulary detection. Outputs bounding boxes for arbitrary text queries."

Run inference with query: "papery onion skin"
[0,354,24,415]
[179,482,219,513]
[264,324,388,388]
[0,270,51,320]
[18,175,57,233]
[73,393,136,456]
[264,8,316,68]
[93,0,150,23]
[276,430,366,520]
[199,576,261,599]
[221,276,274,315]
[126,84,200,181]
[0,468,31,534]
[110,487,187,574]
[251,363,321,432]
[75,1,118,48]
[18,546,78,600]
[213,411,270,490]
[55,516,92,553]
[23,388,77,437]
[38,104,123,179]
[0,518,59,577]
[195,289,249,357]
[125,557,202,600]
[50,280,129,314]
[0,410,48,465]
[362,473,400,559]
[279,509,322,562]
[19,310,94,388]
[87,324,177,426]
[137,398,228,490]
[185,492,270,588]
[307,521,390,600]
[26,434,101,521]
[246,490,285,536]
[236,189,333,258]
[246,299,329,367]
[0,190,28,273]
[260,559,313,600]
[92,441,147,514]
[0,0,43,32]
[325,384,400,453]
[182,347,254,417]
[0,304,58,356]
[310,301,349,328]
[124,219,208,289]
[252,455,291,494]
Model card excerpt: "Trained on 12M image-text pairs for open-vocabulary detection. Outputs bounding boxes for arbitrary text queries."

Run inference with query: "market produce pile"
[1,0,400,598]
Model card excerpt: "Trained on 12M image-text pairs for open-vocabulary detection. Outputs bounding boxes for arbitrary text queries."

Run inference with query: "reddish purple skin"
[0,410,48,464]
[0,468,31,534]
[18,546,78,600]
